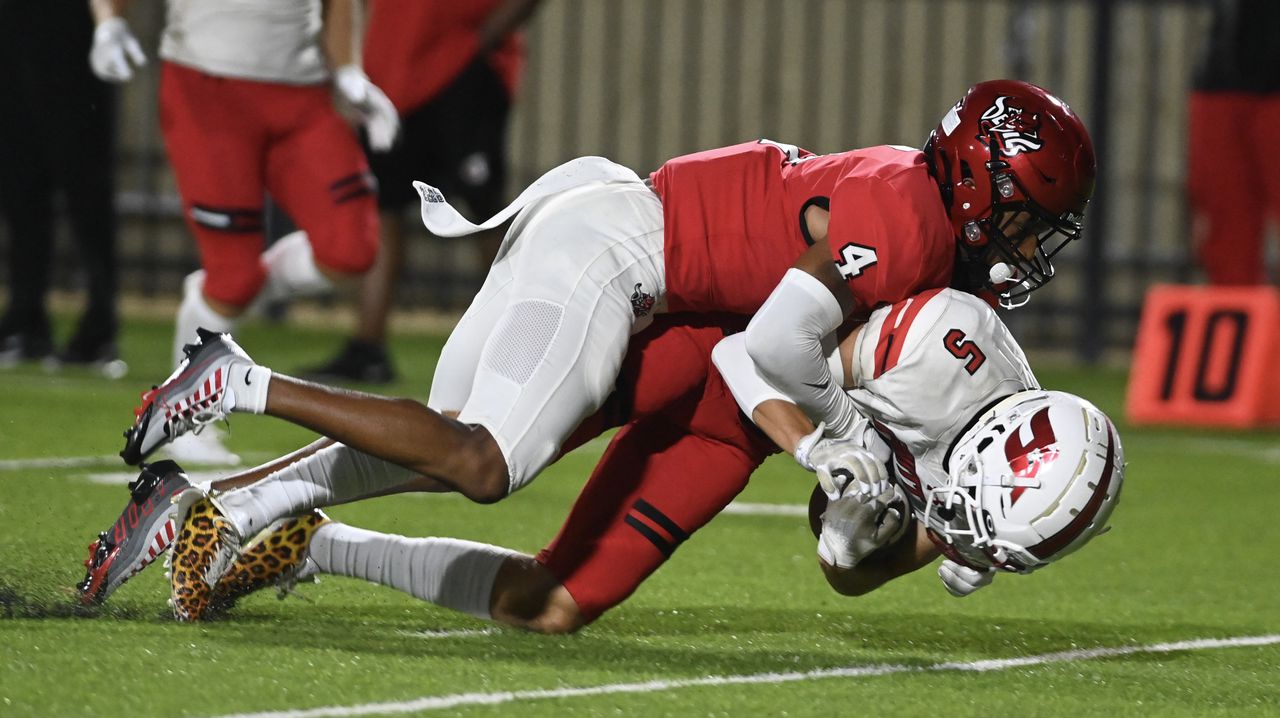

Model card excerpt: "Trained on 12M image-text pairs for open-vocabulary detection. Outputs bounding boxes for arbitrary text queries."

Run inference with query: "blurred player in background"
[304,0,541,384]
[82,289,1123,633]
[114,80,1096,619]
[0,1,121,369]
[1188,0,1280,285]
[88,0,399,463]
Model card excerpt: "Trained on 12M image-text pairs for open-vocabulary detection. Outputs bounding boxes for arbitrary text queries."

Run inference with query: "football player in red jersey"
[88,0,399,463]
[114,81,1096,620]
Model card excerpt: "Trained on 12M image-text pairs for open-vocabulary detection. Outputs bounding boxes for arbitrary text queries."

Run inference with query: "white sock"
[254,231,333,310]
[214,443,416,537]
[309,522,516,619]
[174,270,237,366]
[225,364,272,414]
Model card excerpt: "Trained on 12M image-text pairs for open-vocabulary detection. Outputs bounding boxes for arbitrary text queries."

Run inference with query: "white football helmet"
[923,390,1124,573]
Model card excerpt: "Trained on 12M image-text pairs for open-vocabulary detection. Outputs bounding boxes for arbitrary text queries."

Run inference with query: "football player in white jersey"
[712,287,1125,598]
[81,288,1122,630]
[87,0,398,464]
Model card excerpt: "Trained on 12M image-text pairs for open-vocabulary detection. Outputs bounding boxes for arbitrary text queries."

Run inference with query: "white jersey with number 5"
[848,288,1038,511]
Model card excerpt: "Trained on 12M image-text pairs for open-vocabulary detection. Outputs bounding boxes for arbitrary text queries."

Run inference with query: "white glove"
[816,481,907,568]
[89,18,147,83]
[795,422,889,500]
[333,65,401,152]
[938,559,995,597]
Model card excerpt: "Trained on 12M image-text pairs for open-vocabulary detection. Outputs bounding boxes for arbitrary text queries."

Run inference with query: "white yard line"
[82,470,228,487]
[1176,438,1280,464]
[209,634,1280,718]
[0,453,273,476]
[10,455,804,518]
[395,628,499,640]
[0,455,123,471]
[722,501,807,517]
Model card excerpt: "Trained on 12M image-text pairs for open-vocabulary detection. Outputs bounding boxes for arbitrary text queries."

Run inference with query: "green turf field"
[1,315,1277,717]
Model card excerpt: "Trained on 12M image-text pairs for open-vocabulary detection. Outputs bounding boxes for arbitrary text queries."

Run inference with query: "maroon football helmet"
[924,80,1096,307]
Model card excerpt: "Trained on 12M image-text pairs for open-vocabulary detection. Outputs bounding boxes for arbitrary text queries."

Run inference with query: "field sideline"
[1,313,1278,717]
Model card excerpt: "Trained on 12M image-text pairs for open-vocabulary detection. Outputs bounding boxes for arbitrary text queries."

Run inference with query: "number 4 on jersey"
[835,242,878,279]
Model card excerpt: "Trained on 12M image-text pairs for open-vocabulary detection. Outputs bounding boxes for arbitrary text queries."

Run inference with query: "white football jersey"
[848,288,1038,514]
[160,0,328,84]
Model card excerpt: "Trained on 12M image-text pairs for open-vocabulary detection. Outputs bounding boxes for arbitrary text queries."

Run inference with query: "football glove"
[333,65,401,152]
[794,422,889,500]
[938,559,995,597]
[816,481,907,569]
[89,18,146,83]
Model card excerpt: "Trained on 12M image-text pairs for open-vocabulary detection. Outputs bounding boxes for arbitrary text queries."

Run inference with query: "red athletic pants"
[159,62,378,306]
[537,317,778,622]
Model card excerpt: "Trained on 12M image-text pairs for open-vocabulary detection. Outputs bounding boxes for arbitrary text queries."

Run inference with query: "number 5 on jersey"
[835,242,878,279]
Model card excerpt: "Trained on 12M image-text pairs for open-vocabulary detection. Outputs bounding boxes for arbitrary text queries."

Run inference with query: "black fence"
[3,0,1225,361]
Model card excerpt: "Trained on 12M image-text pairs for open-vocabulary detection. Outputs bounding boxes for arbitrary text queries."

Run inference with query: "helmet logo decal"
[978,96,1044,157]
[1004,407,1059,504]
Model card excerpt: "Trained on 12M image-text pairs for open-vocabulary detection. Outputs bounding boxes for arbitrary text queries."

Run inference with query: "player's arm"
[477,0,544,53]
[743,207,863,437]
[713,333,886,501]
[807,484,941,596]
[89,0,128,22]
[88,0,145,82]
[321,0,362,68]
[323,0,399,151]
[821,518,940,596]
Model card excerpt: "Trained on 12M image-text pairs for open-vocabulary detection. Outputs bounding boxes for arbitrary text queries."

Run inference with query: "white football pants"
[424,160,666,493]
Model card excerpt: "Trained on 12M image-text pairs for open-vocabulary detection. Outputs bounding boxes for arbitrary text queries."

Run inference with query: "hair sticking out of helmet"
[924,390,1124,574]
[924,80,1097,308]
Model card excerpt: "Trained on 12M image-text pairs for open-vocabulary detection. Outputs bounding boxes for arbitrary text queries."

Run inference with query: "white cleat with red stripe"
[121,328,256,466]
[78,460,193,605]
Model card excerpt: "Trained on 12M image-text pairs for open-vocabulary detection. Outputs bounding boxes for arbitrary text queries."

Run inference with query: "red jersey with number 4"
[649,140,955,315]
[848,288,1038,513]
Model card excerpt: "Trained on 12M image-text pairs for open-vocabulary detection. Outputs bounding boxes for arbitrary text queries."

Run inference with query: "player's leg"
[0,4,59,361]
[1187,92,1267,285]
[158,63,279,464]
[525,417,767,631]
[79,435,449,605]
[49,32,120,362]
[159,66,270,326]
[302,83,425,383]
[159,62,271,362]
[0,85,55,359]
[263,83,379,305]
[287,417,761,634]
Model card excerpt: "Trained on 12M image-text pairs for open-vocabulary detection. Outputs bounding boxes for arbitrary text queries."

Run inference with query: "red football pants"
[1187,92,1280,285]
[537,318,776,622]
[159,62,378,307]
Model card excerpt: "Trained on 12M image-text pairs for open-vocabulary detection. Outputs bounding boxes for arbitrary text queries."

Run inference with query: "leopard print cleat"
[208,510,330,615]
[167,487,242,622]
